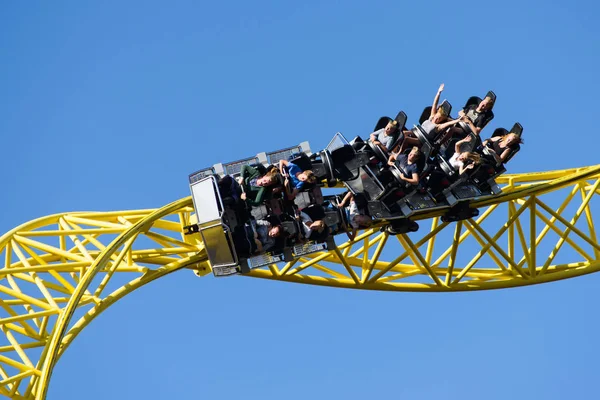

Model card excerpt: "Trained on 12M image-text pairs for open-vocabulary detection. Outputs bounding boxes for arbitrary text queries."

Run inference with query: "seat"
[484,122,524,167]
[419,100,452,125]
[288,152,313,171]
[344,165,386,200]
[413,100,452,158]
[458,91,496,135]
[368,111,408,163]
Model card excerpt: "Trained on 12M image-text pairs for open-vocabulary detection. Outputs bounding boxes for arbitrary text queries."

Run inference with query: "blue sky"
[2,1,600,399]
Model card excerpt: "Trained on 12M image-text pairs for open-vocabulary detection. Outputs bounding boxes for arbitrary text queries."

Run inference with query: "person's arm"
[345,228,357,241]
[454,135,473,153]
[459,163,475,175]
[462,116,482,135]
[377,140,391,153]
[338,191,353,208]
[370,131,379,143]
[499,148,512,163]
[401,172,419,185]
[430,83,444,119]
[437,118,460,131]
[288,188,299,200]
[240,164,250,179]
[254,238,263,254]
[240,165,259,180]
[283,177,295,199]
[278,159,289,174]
[387,152,398,167]
[246,187,267,206]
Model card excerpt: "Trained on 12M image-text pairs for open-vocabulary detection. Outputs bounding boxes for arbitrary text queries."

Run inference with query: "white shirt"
[299,211,313,238]
[449,153,463,170]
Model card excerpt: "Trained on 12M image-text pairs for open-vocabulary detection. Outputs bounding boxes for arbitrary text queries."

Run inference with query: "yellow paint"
[0,166,598,399]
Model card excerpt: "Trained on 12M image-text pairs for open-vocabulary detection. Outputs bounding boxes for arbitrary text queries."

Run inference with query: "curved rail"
[0,165,599,399]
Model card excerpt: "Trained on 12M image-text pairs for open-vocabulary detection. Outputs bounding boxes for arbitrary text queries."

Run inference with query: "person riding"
[387,146,423,186]
[482,132,522,164]
[337,192,373,241]
[369,120,399,154]
[459,94,495,136]
[237,165,281,207]
[278,159,318,199]
[399,83,461,152]
[250,218,283,254]
[448,136,482,175]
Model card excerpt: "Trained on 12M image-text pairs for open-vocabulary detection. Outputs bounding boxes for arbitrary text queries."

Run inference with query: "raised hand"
[438,83,445,92]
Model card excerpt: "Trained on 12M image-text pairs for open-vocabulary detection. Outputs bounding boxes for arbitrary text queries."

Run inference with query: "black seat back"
[491,127,509,138]
[419,100,452,125]
[289,153,312,171]
[374,116,392,132]
[463,96,482,111]
[419,106,432,124]
[503,144,521,164]
[373,110,407,133]
[489,122,523,164]
[394,111,407,129]
[511,122,524,138]
[331,145,356,165]
[439,100,452,118]
[302,204,326,221]
[381,111,407,152]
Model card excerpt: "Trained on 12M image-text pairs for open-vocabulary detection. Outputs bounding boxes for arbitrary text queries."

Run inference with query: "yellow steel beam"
[0,165,598,399]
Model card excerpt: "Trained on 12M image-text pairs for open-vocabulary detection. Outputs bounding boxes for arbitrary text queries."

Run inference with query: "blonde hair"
[464,152,481,165]
[311,220,325,232]
[410,146,422,159]
[500,133,522,146]
[263,168,282,185]
[304,170,317,184]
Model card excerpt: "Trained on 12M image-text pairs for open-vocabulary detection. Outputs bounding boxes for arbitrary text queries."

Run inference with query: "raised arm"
[454,135,473,153]
[430,83,444,118]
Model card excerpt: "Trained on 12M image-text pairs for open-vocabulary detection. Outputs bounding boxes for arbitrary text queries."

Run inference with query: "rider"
[370,120,399,154]
[278,159,317,199]
[387,146,423,186]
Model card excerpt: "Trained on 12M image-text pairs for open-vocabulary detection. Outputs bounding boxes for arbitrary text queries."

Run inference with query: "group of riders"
[216,84,524,259]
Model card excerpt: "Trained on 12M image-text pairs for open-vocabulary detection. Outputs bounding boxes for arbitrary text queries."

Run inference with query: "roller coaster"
[1,91,600,399]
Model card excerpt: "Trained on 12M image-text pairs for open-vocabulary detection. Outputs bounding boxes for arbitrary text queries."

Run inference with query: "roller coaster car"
[188,176,336,277]
[325,133,371,182]
[367,151,440,221]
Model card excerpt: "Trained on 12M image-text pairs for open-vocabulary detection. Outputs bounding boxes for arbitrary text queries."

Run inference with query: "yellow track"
[1,165,600,399]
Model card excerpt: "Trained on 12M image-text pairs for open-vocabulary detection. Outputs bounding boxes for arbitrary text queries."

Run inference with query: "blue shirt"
[288,162,305,190]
